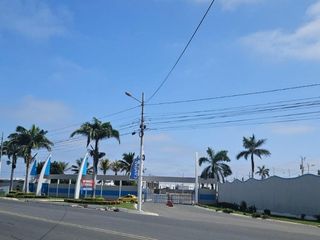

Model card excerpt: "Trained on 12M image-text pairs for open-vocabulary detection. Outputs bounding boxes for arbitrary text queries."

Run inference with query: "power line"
[147,0,216,102]
[147,83,320,106]
[47,105,140,134]
[146,98,320,124]
[146,96,320,118]
[148,111,320,132]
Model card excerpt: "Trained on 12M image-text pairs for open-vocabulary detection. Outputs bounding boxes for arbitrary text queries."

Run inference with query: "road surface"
[0,199,319,240]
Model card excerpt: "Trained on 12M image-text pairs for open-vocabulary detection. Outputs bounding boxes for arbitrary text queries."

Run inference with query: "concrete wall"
[218,174,320,216]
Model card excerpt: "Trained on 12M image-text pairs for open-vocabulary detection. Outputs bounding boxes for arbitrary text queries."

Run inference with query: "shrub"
[64,199,122,205]
[313,215,320,221]
[300,214,306,220]
[248,205,257,213]
[222,209,233,214]
[251,213,261,218]
[240,201,247,212]
[217,202,239,211]
[264,209,271,216]
[83,197,105,201]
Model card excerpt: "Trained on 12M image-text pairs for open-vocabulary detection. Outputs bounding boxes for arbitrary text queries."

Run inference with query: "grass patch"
[198,204,320,227]
[64,198,135,210]
[110,202,136,210]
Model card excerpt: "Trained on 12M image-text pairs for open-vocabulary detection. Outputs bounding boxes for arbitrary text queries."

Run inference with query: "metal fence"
[146,193,194,205]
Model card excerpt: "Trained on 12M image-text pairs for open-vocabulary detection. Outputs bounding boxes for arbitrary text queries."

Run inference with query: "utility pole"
[194,152,199,204]
[138,92,145,212]
[300,156,305,175]
[125,92,145,212]
[0,132,3,179]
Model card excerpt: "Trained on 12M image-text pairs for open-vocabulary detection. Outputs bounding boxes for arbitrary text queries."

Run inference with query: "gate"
[146,193,194,205]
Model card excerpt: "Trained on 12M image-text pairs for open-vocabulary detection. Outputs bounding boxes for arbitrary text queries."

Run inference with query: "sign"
[129,157,140,180]
[81,179,94,190]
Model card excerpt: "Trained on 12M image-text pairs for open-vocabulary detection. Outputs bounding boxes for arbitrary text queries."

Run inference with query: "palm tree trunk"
[251,154,254,178]
[92,171,96,198]
[92,158,97,198]
[9,159,16,191]
[25,159,30,193]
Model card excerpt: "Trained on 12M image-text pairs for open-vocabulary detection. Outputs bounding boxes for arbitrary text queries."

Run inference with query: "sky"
[1,0,320,180]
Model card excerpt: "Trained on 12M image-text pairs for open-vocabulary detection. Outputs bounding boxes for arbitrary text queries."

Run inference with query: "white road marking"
[0,210,157,240]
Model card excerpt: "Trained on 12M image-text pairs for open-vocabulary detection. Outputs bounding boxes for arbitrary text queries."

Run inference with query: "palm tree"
[199,147,232,183]
[9,125,53,193]
[256,165,270,180]
[119,152,135,175]
[70,117,120,198]
[71,158,93,174]
[36,161,45,175]
[110,160,122,175]
[51,161,69,174]
[3,139,23,191]
[236,134,271,178]
[99,159,110,175]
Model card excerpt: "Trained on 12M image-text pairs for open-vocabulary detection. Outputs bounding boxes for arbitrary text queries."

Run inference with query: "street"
[0,199,319,240]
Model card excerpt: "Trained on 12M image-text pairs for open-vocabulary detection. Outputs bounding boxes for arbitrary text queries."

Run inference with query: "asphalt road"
[0,199,319,240]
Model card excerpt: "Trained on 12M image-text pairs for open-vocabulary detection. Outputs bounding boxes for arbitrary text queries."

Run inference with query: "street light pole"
[138,92,145,212]
[125,92,145,212]
[0,132,3,178]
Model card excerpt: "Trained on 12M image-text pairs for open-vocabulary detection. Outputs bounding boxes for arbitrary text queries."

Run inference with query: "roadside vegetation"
[198,202,320,227]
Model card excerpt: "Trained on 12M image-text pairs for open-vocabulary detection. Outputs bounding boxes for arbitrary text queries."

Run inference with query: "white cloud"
[190,0,263,10]
[242,1,320,61]
[2,96,72,126]
[146,133,172,143]
[0,0,71,39]
[220,0,263,10]
[270,124,315,135]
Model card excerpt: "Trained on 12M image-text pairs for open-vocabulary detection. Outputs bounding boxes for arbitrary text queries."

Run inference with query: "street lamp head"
[125,92,132,97]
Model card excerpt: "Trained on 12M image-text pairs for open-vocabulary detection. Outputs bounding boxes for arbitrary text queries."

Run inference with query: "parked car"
[118,194,138,203]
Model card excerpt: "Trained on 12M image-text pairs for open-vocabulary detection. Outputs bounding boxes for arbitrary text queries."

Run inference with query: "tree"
[51,161,69,174]
[36,161,45,175]
[71,158,93,174]
[99,159,110,175]
[70,117,120,198]
[256,165,270,180]
[9,125,53,193]
[199,147,232,183]
[236,134,271,178]
[119,152,135,175]
[110,161,122,175]
[3,139,23,191]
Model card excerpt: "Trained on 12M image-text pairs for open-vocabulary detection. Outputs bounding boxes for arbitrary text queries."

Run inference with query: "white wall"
[218,174,320,216]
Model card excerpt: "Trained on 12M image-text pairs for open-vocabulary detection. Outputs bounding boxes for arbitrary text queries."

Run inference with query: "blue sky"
[1,0,320,180]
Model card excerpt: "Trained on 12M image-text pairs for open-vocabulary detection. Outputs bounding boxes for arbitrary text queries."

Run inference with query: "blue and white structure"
[36,155,51,196]
[74,152,89,199]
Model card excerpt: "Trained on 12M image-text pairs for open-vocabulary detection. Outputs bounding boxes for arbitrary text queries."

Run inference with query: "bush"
[83,197,105,201]
[248,205,257,213]
[261,214,269,219]
[264,209,271,216]
[64,199,122,205]
[222,209,233,214]
[300,214,306,220]
[313,215,320,221]
[217,202,239,211]
[240,201,247,212]
[251,213,261,218]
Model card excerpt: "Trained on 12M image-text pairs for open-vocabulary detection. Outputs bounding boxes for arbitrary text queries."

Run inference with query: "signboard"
[81,179,94,191]
[129,157,140,180]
